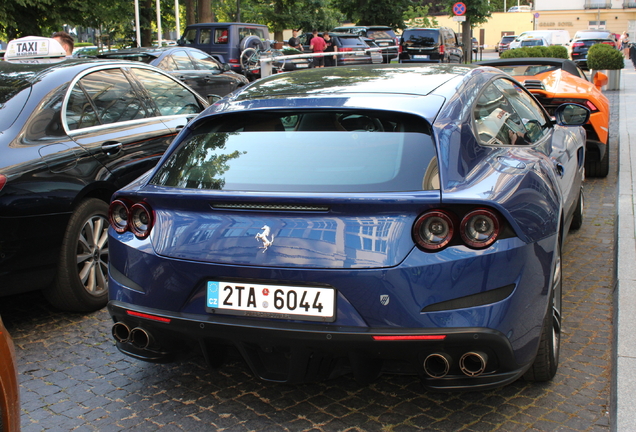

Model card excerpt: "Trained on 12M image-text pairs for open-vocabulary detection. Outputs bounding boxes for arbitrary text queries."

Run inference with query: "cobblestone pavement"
[0,92,618,432]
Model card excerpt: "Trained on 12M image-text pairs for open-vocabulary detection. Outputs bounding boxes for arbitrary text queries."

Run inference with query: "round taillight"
[460,209,500,248]
[413,211,454,251]
[109,200,130,234]
[129,202,154,239]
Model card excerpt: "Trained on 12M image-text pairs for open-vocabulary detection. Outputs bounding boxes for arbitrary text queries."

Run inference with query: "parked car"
[299,32,376,66]
[0,36,208,312]
[497,35,517,54]
[97,46,249,99]
[509,30,571,50]
[107,63,589,390]
[331,25,399,63]
[398,27,463,63]
[0,316,19,432]
[569,30,618,69]
[507,5,532,12]
[179,22,270,75]
[472,37,479,53]
[476,57,610,177]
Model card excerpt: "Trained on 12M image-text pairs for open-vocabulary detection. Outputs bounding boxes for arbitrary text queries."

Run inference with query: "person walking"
[629,42,636,70]
[323,33,338,67]
[620,31,630,58]
[309,30,327,68]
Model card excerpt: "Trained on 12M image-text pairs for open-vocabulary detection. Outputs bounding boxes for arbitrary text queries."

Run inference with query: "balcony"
[584,1,612,7]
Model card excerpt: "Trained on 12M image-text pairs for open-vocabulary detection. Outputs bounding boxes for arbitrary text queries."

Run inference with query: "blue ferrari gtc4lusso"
[107,64,589,390]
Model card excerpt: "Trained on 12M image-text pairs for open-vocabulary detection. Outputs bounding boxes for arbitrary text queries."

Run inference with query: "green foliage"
[332,0,413,29]
[587,43,625,70]
[500,46,568,59]
[403,5,438,28]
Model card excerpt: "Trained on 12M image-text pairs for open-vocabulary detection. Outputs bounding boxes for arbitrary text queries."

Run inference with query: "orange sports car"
[0,315,19,432]
[476,58,610,177]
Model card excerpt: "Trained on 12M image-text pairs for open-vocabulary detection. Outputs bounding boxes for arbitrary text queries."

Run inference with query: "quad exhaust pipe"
[423,351,488,378]
[111,323,153,350]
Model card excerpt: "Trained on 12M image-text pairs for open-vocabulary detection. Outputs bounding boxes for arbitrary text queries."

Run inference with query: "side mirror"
[177,39,185,46]
[222,63,231,72]
[592,71,608,89]
[207,94,222,104]
[554,103,590,126]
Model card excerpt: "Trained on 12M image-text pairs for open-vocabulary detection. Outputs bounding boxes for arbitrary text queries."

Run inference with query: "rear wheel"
[44,198,109,312]
[586,143,609,178]
[570,188,584,230]
[524,241,562,381]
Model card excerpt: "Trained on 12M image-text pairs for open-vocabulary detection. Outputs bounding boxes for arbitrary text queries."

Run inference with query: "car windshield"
[367,30,394,39]
[521,39,545,46]
[491,64,559,76]
[501,36,516,43]
[150,111,438,192]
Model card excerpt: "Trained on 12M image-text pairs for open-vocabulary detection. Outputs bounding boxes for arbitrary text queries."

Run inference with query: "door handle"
[102,141,123,155]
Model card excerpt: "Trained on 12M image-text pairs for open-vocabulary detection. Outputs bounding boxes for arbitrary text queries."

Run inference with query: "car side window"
[189,50,221,71]
[66,86,100,130]
[474,81,530,146]
[214,29,228,44]
[492,79,549,144]
[157,55,178,71]
[183,29,197,45]
[129,68,203,116]
[70,69,148,128]
[171,50,195,70]
[200,29,212,44]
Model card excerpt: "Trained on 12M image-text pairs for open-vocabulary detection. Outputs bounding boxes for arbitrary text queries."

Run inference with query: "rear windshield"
[337,36,367,48]
[501,36,516,43]
[403,30,438,46]
[0,68,33,131]
[99,53,154,63]
[150,111,439,192]
[367,30,395,39]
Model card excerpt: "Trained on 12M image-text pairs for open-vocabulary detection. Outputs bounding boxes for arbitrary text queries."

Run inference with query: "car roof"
[0,58,133,84]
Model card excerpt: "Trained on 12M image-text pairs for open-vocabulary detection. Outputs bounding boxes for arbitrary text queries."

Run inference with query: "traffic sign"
[453,2,467,16]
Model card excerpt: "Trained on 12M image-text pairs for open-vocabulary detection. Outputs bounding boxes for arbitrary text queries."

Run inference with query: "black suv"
[179,22,270,74]
[399,27,463,64]
[331,25,398,63]
[569,30,617,69]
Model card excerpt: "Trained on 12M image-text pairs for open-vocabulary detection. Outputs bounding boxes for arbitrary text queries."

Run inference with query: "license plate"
[206,281,336,322]
[379,42,389,46]
[355,51,365,55]
[295,64,308,68]
[413,55,429,59]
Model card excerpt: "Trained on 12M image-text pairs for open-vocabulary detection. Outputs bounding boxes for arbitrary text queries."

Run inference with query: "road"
[0,55,617,431]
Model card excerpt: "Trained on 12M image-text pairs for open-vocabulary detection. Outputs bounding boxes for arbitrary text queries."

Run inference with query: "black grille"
[522,80,545,91]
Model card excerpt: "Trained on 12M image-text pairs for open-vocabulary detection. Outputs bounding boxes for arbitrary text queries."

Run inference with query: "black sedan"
[0,36,208,312]
[98,46,249,99]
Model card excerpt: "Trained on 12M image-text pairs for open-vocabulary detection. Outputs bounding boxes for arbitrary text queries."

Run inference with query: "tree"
[440,0,491,63]
[333,0,415,29]
[402,5,438,28]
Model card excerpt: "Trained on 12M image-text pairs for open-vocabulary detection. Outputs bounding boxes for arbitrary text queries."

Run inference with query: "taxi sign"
[4,36,67,61]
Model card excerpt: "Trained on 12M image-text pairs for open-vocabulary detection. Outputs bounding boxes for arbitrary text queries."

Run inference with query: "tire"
[586,143,609,178]
[524,241,562,381]
[570,187,584,230]
[240,35,263,52]
[44,198,109,312]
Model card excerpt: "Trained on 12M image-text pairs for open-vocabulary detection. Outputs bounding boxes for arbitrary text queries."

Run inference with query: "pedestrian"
[630,42,636,70]
[620,31,630,58]
[52,31,74,56]
[288,29,303,51]
[323,33,338,67]
[309,30,327,68]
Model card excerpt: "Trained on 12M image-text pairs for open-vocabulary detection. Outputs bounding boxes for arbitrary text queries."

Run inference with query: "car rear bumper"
[107,300,531,390]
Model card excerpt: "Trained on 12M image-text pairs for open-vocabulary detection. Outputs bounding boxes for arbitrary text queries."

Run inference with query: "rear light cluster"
[572,42,585,48]
[602,41,616,47]
[109,199,155,239]
[412,208,501,251]
[0,174,6,192]
[439,44,445,55]
[551,98,598,113]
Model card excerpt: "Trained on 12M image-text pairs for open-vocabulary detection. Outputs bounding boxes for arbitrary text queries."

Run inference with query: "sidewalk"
[614,65,636,431]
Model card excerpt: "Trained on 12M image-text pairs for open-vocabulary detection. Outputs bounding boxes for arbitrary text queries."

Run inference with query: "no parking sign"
[453,2,466,16]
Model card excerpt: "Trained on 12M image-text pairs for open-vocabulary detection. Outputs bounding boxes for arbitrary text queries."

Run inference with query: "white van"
[509,30,571,49]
